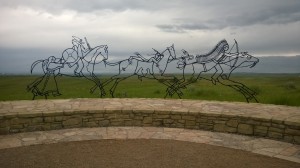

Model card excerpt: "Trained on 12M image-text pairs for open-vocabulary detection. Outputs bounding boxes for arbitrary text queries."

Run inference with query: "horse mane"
[196,39,229,63]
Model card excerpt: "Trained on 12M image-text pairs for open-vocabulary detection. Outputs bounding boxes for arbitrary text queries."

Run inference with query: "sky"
[0,0,300,74]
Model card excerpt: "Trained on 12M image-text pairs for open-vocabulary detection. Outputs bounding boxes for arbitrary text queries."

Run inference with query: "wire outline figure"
[27,36,108,99]
[27,37,259,102]
[173,39,259,102]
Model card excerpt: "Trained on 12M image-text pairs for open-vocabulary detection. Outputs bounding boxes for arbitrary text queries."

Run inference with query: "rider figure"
[71,36,91,76]
[129,49,161,66]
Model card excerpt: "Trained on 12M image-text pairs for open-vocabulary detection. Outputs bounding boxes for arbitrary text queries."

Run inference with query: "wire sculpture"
[27,36,259,102]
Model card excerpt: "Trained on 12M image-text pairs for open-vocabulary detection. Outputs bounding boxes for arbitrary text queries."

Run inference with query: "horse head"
[175,49,195,70]
[166,44,177,63]
[231,52,259,70]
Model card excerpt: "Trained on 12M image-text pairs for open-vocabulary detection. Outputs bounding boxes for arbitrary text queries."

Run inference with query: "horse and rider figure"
[27,37,259,102]
[27,36,108,99]
[171,39,259,102]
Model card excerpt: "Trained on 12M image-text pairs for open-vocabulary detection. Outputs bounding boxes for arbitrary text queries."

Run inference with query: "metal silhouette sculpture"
[174,39,259,102]
[27,37,259,102]
[27,36,108,99]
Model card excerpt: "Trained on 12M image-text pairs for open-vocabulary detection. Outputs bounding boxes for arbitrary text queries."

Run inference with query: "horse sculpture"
[27,37,259,103]
[98,44,184,97]
[173,39,259,102]
[27,37,108,99]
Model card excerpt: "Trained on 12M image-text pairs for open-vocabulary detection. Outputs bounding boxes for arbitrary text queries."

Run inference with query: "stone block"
[294,136,300,144]
[268,131,283,139]
[271,119,283,124]
[182,115,195,121]
[110,121,124,126]
[0,120,8,127]
[10,129,20,133]
[55,116,64,121]
[132,120,142,126]
[44,117,54,123]
[63,118,82,126]
[0,127,9,134]
[84,121,98,127]
[287,125,300,130]
[155,114,170,119]
[243,120,261,125]
[152,120,162,126]
[269,127,284,133]
[225,126,237,133]
[121,110,133,114]
[171,115,181,120]
[255,125,268,131]
[51,123,63,130]
[226,119,238,127]
[134,116,143,120]
[185,125,199,129]
[120,114,130,119]
[261,122,271,127]
[41,124,51,130]
[254,126,268,136]
[124,120,133,126]
[163,119,174,124]
[25,125,42,132]
[105,114,117,119]
[155,111,170,115]
[177,119,186,124]
[185,120,196,126]
[199,124,213,130]
[93,114,104,118]
[171,123,184,128]
[10,118,30,125]
[214,124,226,132]
[99,120,110,126]
[143,117,153,124]
[271,123,285,129]
[283,135,294,142]
[10,124,23,129]
[285,128,300,136]
[132,110,149,114]
[32,117,43,123]
[214,120,226,124]
[196,118,208,123]
[238,124,253,135]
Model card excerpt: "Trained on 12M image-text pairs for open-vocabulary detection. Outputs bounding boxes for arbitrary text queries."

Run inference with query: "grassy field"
[0,74,300,106]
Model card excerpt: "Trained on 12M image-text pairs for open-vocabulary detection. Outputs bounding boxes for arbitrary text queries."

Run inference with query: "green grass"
[0,74,300,106]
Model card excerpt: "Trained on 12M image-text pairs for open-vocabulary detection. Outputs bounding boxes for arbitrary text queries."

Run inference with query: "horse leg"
[217,77,258,103]
[174,64,208,93]
[235,85,258,103]
[160,79,184,98]
[110,79,120,98]
[110,76,131,98]
[53,74,61,96]
[93,77,106,97]
[222,75,258,101]
[84,74,106,97]
[210,64,224,85]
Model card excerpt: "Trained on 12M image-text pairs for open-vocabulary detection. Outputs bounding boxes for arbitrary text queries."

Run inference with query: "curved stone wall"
[0,98,299,144]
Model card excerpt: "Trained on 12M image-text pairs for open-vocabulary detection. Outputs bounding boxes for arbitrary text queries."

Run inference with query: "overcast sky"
[0,0,300,74]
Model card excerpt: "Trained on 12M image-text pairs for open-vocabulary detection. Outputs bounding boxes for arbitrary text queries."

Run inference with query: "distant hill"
[236,56,300,73]
[0,55,299,75]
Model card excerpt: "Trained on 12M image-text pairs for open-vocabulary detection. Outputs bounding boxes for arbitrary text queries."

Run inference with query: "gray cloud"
[0,0,300,74]
[2,0,300,29]
[0,0,176,13]
[156,0,300,32]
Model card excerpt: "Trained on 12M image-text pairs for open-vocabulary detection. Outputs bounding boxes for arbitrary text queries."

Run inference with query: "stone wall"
[0,98,299,144]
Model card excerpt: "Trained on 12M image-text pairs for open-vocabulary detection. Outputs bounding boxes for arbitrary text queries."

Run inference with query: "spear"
[84,37,91,50]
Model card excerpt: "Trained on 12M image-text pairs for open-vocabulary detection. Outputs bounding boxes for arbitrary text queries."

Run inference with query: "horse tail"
[31,60,44,74]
